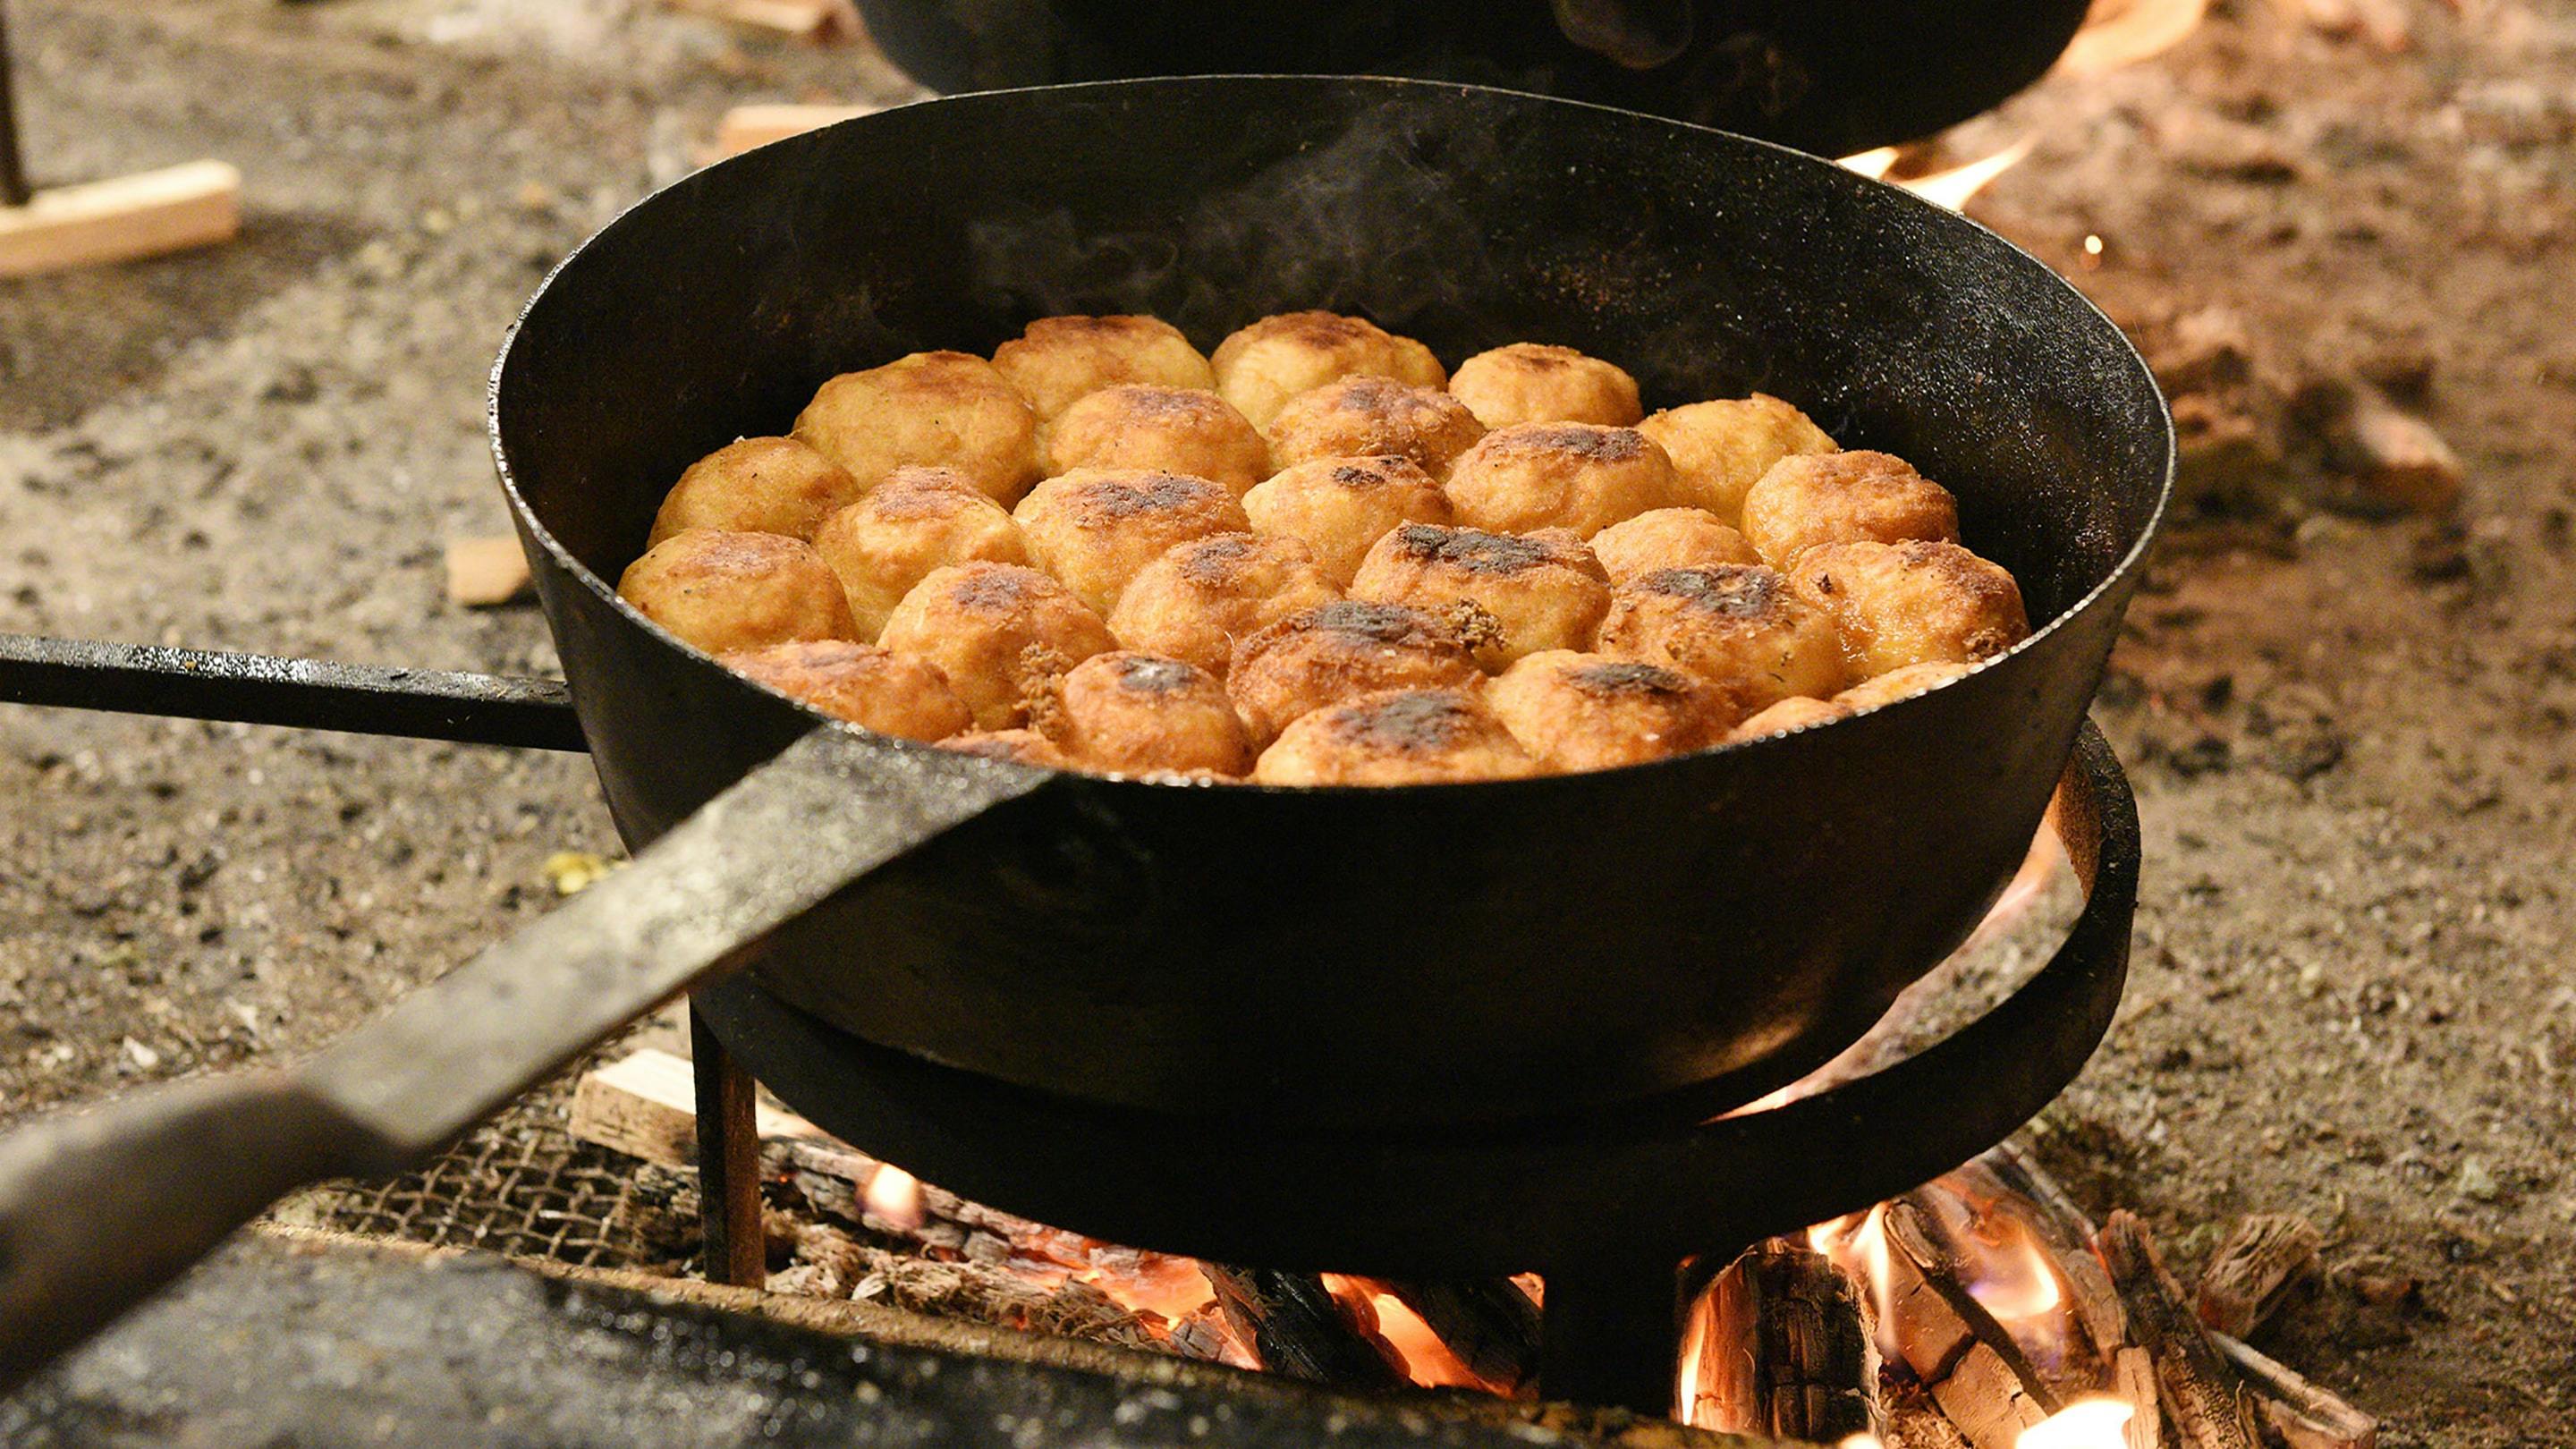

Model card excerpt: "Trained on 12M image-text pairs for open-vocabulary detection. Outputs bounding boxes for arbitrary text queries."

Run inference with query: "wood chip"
[0,160,240,279]
[2334,391,2462,513]
[445,535,534,606]
[2197,1214,2323,1337]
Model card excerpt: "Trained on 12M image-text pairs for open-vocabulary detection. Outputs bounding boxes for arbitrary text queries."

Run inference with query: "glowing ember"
[2017,1397,2138,1449]
[860,1164,923,1230]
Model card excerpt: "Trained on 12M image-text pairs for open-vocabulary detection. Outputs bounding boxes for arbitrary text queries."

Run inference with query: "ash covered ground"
[1,2,2571,1443]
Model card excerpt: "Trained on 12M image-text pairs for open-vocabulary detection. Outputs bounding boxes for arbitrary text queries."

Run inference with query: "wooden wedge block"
[569,1046,822,1167]
[444,536,534,607]
[0,160,241,279]
[716,103,876,157]
[665,0,856,40]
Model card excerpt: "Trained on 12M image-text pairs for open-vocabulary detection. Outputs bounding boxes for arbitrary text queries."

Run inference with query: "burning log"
[1880,1199,2062,1449]
[1961,1146,2129,1361]
[1201,1266,1407,1389]
[1379,1278,1542,1394]
[2196,1215,2323,1339]
[2211,1334,2377,1449]
[1685,1242,1881,1442]
[2116,1348,2165,1449]
[2096,1212,2263,1449]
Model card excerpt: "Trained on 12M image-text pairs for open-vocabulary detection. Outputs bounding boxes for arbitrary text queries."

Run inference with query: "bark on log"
[1685,1242,1880,1442]
[1201,1265,1407,1389]
[2097,1212,2264,1449]
[2197,1215,2324,1339]
[2211,1333,2377,1449]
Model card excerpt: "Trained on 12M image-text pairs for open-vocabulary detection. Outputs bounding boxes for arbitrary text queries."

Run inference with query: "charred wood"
[1201,1266,1407,1389]
[1380,1278,1542,1394]
[1687,1242,1880,1443]
[2097,1212,2264,1449]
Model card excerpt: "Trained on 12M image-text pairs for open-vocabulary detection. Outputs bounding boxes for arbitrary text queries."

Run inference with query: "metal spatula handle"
[0,726,1048,1393]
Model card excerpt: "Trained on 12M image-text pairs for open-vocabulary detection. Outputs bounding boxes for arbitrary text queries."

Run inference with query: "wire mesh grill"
[312,1111,687,1271]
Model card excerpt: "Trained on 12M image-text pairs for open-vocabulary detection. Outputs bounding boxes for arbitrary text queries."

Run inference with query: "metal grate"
[312,1109,688,1271]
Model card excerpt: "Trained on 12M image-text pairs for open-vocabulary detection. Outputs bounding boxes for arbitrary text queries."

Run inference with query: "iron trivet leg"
[690,1004,767,1288]
[1536,1250,1698,1417]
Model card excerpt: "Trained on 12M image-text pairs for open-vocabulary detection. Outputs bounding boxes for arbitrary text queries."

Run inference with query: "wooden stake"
[2097,1212,2262,1449]
[0,159,240,279]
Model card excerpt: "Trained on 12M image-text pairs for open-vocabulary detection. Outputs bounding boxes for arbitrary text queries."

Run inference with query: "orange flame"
[1840,138,2036,213]
[861,1164,923,1231]
[2057,0,2211,75]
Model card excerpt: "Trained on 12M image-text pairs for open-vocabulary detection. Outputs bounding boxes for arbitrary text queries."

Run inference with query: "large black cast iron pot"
[0,77,2166,1389]
[496,76,2169,1131]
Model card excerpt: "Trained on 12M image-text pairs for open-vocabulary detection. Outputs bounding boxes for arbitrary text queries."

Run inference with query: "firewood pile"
[566,1047,2379,1448]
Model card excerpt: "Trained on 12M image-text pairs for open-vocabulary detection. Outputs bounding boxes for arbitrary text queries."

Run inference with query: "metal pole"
[0,2,30,209]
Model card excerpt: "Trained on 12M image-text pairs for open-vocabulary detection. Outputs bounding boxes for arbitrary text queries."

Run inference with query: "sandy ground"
[1,2,2571,1444]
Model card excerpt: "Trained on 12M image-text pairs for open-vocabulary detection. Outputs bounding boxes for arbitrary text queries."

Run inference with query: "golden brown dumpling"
[1241,455,1454,588]
[1786,541,2029,681]
[1252,688,1541,786]
[991,315,1215,422]
[1043,386,1269,496]
[793,351,1040,503]
[1636,394,1837,525]
[648,436,863,547]
[876,562,1115,729]
[809,466,1030,640]
[1012,469,1251,616]
[937,729,1072,768]
[1210,311,1445,428]
[1106,531,1342,677]
[1484,650,1733,771]
[1265,375,1487,479]
[1739,450,1961,568]
[1443,423,1680,538]
[1834,659,1976,713]
[1048,651,1252,776]
[1725,695,1852,743]
[1587,507,1763,586]
[617,529,855,657]
[1226,599,1482,748]
[719,640,971,741]
[1347,523,1612,669]
[1595,564,1847,715]
[1446,343,1642,429]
